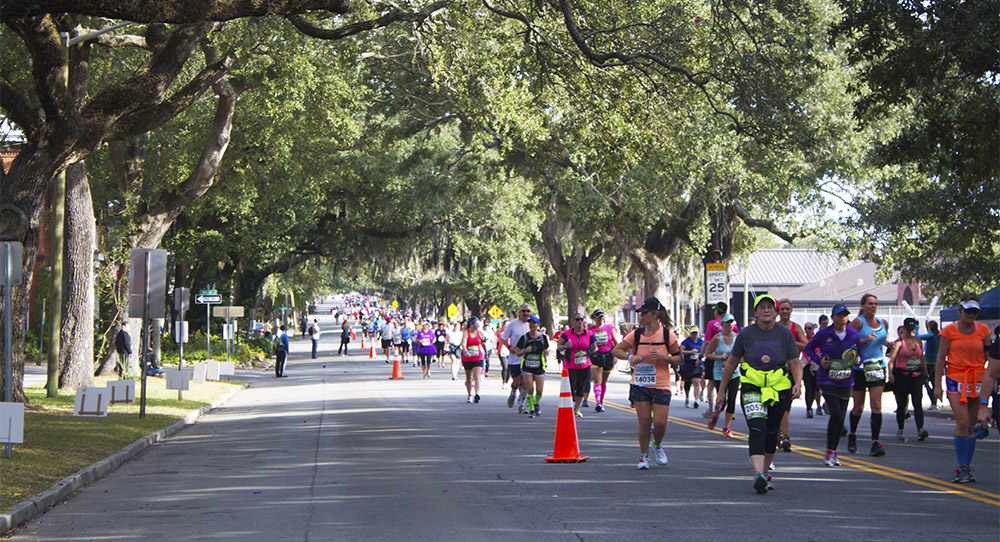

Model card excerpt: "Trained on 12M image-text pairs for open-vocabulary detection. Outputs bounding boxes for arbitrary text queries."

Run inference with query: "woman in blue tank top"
[848,293,890,457]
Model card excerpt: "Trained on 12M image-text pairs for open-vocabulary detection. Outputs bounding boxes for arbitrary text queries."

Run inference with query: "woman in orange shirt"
[935,293,994,483]
[612,297,682,470]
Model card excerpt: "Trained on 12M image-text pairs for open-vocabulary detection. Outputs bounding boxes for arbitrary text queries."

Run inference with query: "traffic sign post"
[197,289,220,361]
[705,263,729,306]
[213,306,244,366]
[174,287,190,366]
[129,248,167,419]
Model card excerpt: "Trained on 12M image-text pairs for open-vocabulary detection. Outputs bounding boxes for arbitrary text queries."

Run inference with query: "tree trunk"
[631,248,672,306]
[524,273,557,335]
[57,160,96,388]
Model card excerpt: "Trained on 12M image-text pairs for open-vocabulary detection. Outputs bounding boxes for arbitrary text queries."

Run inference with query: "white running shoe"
[652,445,668,466]
[637,456,650,470]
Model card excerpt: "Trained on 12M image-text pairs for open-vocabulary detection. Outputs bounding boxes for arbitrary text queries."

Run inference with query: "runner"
[381,316,396,363]
[448,322,462,380]
[888,318,930,443]
[705,314,738,436]
[703,303,738,412]
[415,321,437,378]
[497,319,511,389]
[513,316,548,418]
[558,312,593,418]
[611,297,682,470]
[917,320,941,410]
[460,318,487,403]
[399,319,412,366]
[501,304,533,413]
[934,293,994,483]
[588,309,619,413]
[848,293,890,457]
[679,328,704,408]
[434,321,449,368]
[803,304,860,467]
[716,294,802,494]
[801,321,823,418]
[776,299,807,452]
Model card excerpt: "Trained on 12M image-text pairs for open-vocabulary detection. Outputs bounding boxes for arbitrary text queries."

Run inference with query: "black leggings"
[338,337,349,355]
[499,356,509,383]
[713,379,739,414]
[741,385,792,456]
[892,368,925,432]
[822,385,851,450]
[568,368,592,399]
[803,368,821,410]
[418,353,433,367]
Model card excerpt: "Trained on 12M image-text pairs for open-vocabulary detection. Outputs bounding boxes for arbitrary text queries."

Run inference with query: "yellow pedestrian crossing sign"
[447,303,458,318]
[488,305,503,320]
[392,300,399,309]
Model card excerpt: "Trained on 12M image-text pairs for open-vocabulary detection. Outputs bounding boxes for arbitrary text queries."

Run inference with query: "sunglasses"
[520,309,531,313]
[804,327,814,330]
[574,317,584,321]
[964,308,980,315]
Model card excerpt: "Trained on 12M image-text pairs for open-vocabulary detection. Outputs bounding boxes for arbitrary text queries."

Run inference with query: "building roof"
[729,249,855,288]
[767,261,898,304]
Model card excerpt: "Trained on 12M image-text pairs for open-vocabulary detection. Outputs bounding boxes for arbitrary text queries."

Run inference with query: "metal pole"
[225,308,231,364]
[206,300,211,362]
[139,251,149,419]
[4,244,14,458]
[38,298,45,366]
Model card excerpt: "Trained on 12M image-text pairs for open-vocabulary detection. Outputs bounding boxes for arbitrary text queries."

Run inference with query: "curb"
[1,384,247,536]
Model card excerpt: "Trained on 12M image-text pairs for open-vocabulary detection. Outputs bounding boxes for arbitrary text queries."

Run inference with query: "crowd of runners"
[314,291,999,493]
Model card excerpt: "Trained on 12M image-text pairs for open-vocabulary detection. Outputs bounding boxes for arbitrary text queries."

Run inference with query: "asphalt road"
[10,303,999,541]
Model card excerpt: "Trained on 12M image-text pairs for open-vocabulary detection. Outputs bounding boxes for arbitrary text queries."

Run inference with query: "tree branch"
[287,0,454,40]
[0,80,40,141]
[733,201,796,243]
[1,0,350,23]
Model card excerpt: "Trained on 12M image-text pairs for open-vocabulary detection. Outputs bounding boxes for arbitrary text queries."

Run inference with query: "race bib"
[436,335,445,343]
[420,338,432,347]
[864,360,885,382]
[523,355,542,369]
[593,331,609,346]
[742,391,767,420]
[828,358,852,381]
[634,364,657,388]
[573,351,588,364]
[905,357,921,370]
[465,345,480,357]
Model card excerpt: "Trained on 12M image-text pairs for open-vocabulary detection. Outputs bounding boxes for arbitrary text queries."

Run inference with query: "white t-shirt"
[382,322,395,342]
[501,319,531,366]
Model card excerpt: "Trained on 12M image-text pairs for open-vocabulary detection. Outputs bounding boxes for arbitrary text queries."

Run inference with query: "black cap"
[903,317,917,330]
[637,297,663,314]
[591,309,605,319]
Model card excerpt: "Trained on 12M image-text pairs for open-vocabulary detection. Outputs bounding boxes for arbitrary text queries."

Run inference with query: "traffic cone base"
[545,368,588,463]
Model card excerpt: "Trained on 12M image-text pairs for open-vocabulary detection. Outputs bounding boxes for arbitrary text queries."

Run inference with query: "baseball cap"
[591,309,605,318]
[903,317,917,330]
[831,304,849,316]
[720,313,735,323]
[637,297,663,313]
[753,294,777,310]
[528,316,540,324]
[688,327,699,335]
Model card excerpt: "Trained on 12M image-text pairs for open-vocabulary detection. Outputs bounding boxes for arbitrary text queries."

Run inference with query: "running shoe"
[780,436,791,452]
[870,441,886,457]
[806,409,814,419]
[534,407,540,416]
[529,412,536,419]
[692,401,699,409]
[595,404,605,413]
[575,408,583,418]
[507,390,516,408]
[708,409,720,430]
[769,462,776,471]
[467,397,472,403]
[823,402,830,415]
[582,400,590,408]
[474,394,480,404]
[518,405,527,414]
[897,430,908,443]
[766,476,775,491]
[638,456,651,470]
[816,407,824,416]
[847,434,858,454]
[959,466,976,483]
[652,445,668,466]
[917,428,929,441]
[685,399,690,408]
[926,404,937,411]
[824,450,841,467]
[753,473,768,494]
[722,427,732,437]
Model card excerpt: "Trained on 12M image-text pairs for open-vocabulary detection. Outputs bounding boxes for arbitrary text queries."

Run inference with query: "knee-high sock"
[849,412,861,434]
[871,413,882,441]
[965,436,977,466]
[593,383,602,403]
[954,436,968,466]
[526,394,535,411]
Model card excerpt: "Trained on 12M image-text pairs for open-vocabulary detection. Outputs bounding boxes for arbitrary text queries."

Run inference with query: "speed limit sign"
[705,263,729,305]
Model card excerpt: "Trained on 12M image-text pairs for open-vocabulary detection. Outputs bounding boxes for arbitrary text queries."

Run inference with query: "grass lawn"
[1,376,243,511]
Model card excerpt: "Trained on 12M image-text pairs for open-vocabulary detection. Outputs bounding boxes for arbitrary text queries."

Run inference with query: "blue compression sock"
[954,436,967,466]
[965,436,977,466]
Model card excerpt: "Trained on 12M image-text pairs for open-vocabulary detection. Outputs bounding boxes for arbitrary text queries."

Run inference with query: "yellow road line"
[604,400,1000,506]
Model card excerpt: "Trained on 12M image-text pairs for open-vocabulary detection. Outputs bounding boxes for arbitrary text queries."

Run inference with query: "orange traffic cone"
[361,337,365,349]
[369,345,376,359]
[545,368,588,463]
[351,329,357,341]
[389,350,405,379]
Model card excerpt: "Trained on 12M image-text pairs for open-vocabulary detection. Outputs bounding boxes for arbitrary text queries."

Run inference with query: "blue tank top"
[712,335,737,381]
[401,327,411,341]
[858,317,888,364]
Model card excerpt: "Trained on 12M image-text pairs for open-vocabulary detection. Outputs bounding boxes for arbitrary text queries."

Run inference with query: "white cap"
[959,299,981,310]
